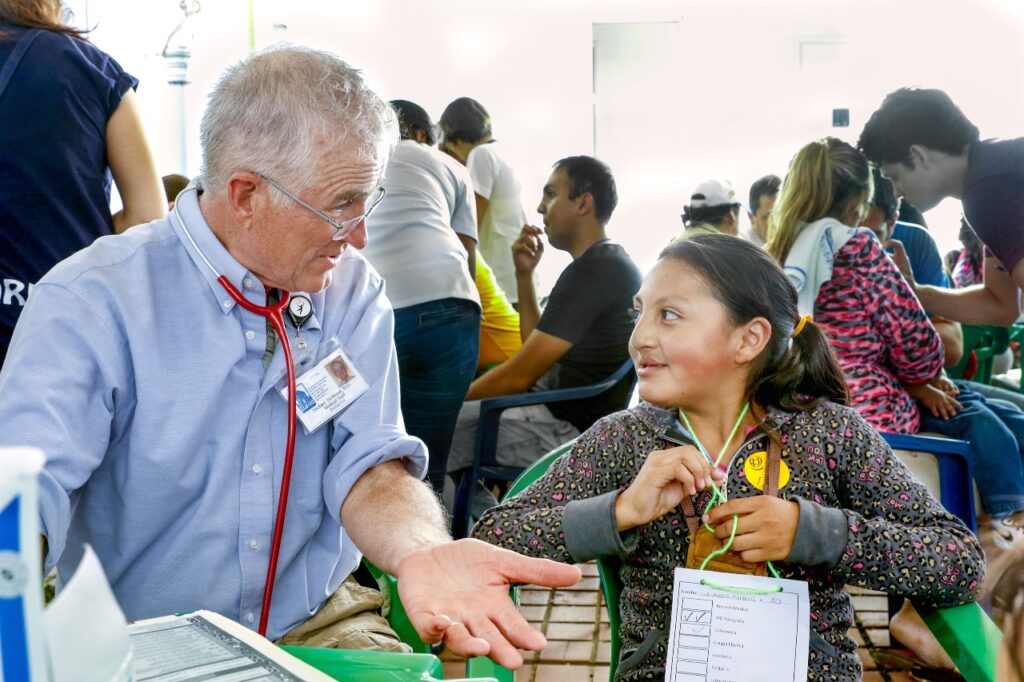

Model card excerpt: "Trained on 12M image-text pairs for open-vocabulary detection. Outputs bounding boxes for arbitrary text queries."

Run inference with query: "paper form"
[666,567,809,682]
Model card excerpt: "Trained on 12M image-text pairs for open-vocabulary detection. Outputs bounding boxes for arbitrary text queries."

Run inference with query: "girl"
[473,234,984,681]
[765,137,943,436]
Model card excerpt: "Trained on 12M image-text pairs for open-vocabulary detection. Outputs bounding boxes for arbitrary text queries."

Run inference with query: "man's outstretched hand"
[395,538,582,668]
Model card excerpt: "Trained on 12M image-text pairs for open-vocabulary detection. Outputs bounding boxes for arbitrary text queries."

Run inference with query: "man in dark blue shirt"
[859,87,1023,327]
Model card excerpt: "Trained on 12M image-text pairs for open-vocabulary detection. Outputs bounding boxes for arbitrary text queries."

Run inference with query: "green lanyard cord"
[677,403,749,532]
[679,403,783,587]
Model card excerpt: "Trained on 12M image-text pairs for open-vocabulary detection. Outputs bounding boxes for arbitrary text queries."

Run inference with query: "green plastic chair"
[947,324,1009,384]
[503,440,1002,681]
[281,646,452,681]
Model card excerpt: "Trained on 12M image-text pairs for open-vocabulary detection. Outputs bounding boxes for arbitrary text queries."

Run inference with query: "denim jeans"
[919,381,1024,516]
[393,298,481,494]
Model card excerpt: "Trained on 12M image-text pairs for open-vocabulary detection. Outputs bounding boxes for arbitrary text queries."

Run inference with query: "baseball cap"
[688,179,740,208]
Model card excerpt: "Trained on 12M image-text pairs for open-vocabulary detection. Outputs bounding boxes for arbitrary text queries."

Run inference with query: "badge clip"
[287,293,313,350]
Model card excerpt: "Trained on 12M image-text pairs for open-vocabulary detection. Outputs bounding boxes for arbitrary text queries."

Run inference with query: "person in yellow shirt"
[475,251,521,372]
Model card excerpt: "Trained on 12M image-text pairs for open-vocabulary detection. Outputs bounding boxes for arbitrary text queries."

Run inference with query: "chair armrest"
[881,433,973,457]
[477,358,635,416]
[920,602,1000,682]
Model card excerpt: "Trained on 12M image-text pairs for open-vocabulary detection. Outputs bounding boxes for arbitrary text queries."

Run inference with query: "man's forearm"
[340,459,450,576]
[916,284,1020,326]
[516,273,541,342]
[466,362,529,400]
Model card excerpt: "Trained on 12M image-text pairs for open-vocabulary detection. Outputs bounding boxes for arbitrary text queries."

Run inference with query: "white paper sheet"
[666,567,809,682]
[44,545,132,682]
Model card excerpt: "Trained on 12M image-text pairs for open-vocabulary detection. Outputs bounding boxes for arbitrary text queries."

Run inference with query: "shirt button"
[245,330,256,340]
[222,300,231,309]
[246,612,255,624]
[249,538,259,551]
[252,463,262,474]
[243,278,254,289]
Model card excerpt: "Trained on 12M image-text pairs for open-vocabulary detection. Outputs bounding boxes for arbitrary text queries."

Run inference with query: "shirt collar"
[170,181,270,315]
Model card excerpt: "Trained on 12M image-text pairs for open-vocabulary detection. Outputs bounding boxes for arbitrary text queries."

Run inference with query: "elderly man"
[0,46,578,667]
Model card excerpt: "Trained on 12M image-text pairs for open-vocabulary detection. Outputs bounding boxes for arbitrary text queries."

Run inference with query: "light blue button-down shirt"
[0,186,426,639]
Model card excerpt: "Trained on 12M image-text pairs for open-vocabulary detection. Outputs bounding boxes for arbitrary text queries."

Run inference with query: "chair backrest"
[503,441,576,498]
[503,441,622,680]
[947,325,1009,383]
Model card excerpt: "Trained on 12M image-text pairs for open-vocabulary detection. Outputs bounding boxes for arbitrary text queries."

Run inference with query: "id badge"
[277,345,368,434]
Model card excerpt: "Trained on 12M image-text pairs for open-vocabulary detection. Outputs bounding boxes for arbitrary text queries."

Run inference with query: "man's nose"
[345,221,368,250]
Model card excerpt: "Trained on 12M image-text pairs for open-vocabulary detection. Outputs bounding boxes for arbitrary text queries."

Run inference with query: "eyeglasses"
[261,175,386,241]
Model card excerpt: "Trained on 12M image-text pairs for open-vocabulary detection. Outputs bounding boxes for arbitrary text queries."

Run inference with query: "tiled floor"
[440,562,967,681]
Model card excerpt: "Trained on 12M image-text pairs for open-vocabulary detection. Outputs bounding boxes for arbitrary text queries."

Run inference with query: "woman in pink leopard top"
[766,137,944,435]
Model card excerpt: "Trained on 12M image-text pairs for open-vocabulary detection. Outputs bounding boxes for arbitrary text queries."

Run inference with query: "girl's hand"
[916,383,963,420]
[930,374,959,397]
[704,497,801,563]
[615,445,724,532]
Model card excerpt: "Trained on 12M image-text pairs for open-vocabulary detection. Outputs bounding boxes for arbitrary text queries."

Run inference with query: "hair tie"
[792,314,812,338]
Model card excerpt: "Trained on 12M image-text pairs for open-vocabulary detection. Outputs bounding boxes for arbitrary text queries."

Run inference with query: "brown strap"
[680,494,700,536]
[763,436,782,498]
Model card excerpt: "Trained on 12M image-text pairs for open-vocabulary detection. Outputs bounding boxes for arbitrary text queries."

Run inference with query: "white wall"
[72,0,1024,290]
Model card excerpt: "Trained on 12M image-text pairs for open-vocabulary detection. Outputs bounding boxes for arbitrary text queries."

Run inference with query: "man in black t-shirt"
[446,155,642,506]
[858,87,1024,327]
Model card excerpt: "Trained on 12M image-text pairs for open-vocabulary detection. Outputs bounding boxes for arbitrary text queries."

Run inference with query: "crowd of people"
[3,1,1024,680]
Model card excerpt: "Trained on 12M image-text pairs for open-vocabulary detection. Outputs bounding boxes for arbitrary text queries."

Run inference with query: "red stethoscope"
[176,191,300,637]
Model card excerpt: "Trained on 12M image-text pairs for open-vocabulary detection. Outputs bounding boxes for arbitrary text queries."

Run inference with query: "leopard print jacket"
[473,401,984,681]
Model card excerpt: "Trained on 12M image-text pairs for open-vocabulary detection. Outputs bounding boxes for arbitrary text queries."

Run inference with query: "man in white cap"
[680,178,742,238]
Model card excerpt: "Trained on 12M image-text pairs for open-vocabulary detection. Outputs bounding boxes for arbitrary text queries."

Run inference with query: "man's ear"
[907,144,929,169]
[225,172,262,228]
[735,317,772,364]
[576,192,594,216]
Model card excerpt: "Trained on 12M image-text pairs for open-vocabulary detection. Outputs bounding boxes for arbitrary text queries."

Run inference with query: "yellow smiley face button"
[743,451,791,491]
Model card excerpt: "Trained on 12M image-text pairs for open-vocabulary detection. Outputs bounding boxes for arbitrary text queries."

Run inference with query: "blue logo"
[295,384,317,413]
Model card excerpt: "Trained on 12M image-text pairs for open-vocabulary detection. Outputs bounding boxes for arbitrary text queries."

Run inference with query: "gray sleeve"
[563,489,639,562]
[785,496,849,567]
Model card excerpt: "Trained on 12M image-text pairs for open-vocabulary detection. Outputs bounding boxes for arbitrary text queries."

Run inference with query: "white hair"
[199,44,398,198]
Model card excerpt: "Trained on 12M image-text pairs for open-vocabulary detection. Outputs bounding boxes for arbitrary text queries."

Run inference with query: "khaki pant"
[275,578,411,653]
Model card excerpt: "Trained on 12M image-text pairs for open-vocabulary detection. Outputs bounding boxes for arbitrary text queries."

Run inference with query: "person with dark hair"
[473,233,983,682]
[767,137,943,435]
[680,179,741,238]
[0,0,166,368]
[162,173,190,209]
[862,168,950,308]
[447,155,641,512]
[896,201,928,229]
[859,87,1023,326]
[438,97,527,303]
[389,99,436,145]
[745,174,781,246]
[362,99,482,495]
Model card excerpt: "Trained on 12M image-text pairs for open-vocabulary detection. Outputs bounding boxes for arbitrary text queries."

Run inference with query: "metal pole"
[162,1,201,175]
